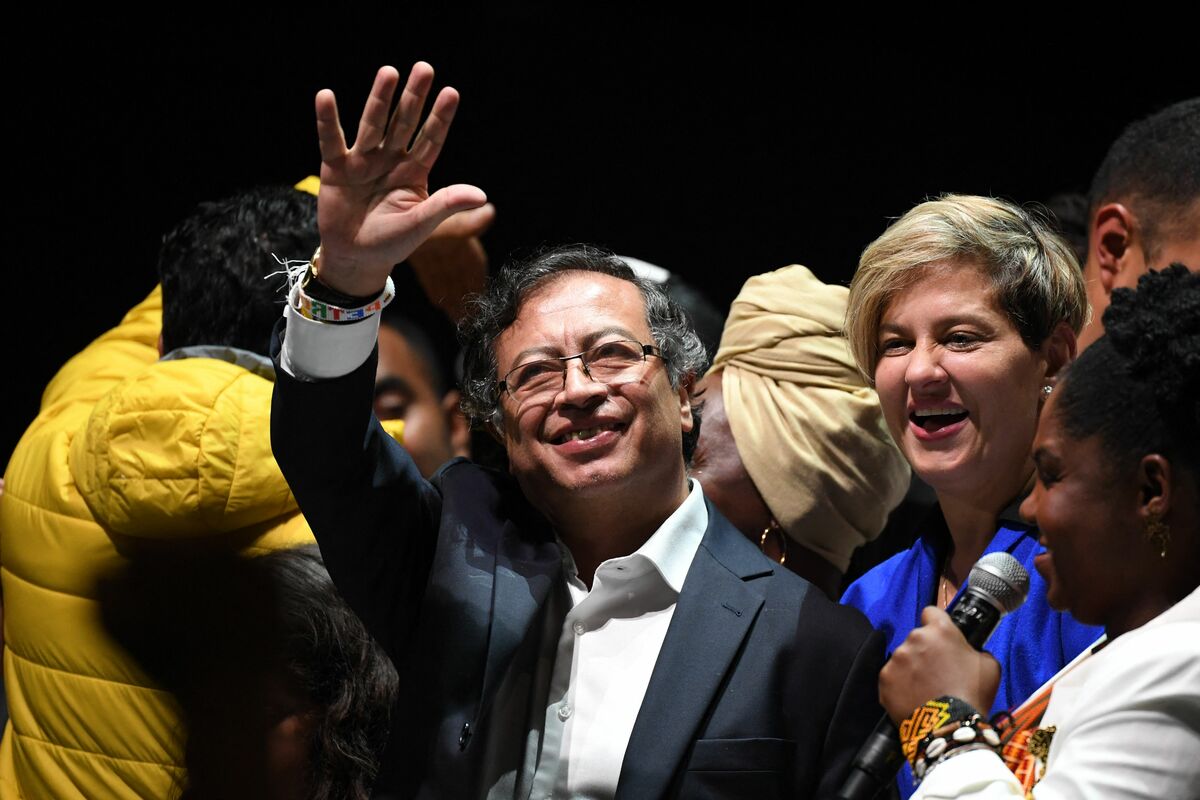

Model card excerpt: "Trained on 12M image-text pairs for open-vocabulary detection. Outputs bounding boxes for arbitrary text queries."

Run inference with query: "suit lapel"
[478,519,561,719]
[616,507,772,799]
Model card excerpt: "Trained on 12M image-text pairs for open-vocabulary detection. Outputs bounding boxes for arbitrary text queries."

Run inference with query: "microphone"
[836,552,1030,800]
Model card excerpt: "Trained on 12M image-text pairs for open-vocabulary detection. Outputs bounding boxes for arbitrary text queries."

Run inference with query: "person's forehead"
[522,270,646,315]
[502,272,652,348]
[882,261,1000,322]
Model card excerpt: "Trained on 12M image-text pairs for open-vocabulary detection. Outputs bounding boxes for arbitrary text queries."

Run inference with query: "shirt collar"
[559,479,709,595]
[626,478,708,593]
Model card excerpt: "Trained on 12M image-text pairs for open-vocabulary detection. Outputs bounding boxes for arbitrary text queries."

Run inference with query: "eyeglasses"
[498,339,663,402]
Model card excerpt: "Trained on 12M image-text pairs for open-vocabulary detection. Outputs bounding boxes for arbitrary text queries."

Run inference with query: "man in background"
[0,186,324,798]
[1077,98,1198,350]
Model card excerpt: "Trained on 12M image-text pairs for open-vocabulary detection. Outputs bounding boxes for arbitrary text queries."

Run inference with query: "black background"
[6,14,1196,467]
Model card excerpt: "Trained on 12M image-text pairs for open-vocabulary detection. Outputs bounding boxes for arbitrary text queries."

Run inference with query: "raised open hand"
[315,63,487,297]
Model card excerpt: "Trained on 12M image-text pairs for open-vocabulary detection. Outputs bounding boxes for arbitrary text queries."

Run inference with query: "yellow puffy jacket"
[0,288,318,799]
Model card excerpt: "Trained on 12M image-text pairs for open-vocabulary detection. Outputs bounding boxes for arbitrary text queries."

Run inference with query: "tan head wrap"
[708,265,909,572]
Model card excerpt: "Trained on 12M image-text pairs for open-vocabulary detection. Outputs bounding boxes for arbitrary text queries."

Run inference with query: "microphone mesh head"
[967,553,1030,614]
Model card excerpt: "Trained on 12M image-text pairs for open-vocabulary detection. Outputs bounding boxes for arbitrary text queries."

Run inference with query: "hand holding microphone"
[878,607,1002,725]
[836,552,1030,800]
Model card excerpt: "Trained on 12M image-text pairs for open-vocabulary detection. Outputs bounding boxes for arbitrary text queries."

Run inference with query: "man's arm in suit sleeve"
[268,61,488,661]
[271,316,442,660]
[815,622,895,799]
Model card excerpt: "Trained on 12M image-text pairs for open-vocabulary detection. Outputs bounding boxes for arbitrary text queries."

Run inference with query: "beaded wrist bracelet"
[912,712,1002,781]
[897,696,1002,784]
[288,277,395,323]
[280,246,397,323]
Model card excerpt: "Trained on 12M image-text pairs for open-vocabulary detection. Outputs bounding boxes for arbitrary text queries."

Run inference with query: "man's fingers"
[429,203,497,240]
[354,66,401,152]
[412,184,489,241]
[384,62,436,153]
[409,86,460,171]
[427,183,489,217]
[315,89,348,164]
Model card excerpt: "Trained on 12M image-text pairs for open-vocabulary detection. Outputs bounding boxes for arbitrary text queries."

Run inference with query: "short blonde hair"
[845,195,1088,380]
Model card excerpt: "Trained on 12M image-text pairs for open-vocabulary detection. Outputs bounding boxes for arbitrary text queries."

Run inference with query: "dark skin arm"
[879,606,1002,724]
[408,203,495,323]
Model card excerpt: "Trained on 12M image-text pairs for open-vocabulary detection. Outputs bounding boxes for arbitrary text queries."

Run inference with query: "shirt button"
[572,621,586,636]
[557,704,573,721]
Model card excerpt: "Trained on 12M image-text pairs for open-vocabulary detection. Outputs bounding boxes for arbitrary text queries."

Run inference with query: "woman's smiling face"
[873,262,1053,506]
[1020,387,1144,628]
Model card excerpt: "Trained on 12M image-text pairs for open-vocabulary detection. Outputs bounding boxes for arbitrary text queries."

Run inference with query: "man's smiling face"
[493,271,693,515]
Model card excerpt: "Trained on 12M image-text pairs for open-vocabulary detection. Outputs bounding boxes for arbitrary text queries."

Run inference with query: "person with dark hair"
[98,545,398,800]
[0,186,331,798]
[257,546,398,800]
[1077,98,1199,350]
[158,187,321,354]
[455,242,710,464]
[374,302,471,477]
[877,264,1199,799]
[271,62,887,798]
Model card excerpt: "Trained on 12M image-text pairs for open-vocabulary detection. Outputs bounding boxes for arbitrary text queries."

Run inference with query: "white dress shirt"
[280,301,710,800]
[519,482,707,800]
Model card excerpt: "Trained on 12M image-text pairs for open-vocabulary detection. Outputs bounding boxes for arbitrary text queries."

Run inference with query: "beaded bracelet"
[272,246,397,323]
[287,277,396,323]
[911,713,1002,781]
[898,695,977,766]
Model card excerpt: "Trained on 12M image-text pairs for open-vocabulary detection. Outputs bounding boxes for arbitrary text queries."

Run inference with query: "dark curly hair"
[158,185,319,356]
[458,244,708,460]
[98,546,397,800]
[1056,264,1199,476]
[263,545,399,800]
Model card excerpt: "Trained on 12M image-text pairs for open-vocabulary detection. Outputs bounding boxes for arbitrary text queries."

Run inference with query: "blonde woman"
[839,196,1104,797]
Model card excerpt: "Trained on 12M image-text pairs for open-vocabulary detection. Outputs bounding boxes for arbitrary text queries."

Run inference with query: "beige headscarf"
[708,264,909,572]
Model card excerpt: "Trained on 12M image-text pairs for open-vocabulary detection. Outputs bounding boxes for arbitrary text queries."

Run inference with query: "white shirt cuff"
[279,303,380,381]
[914,749,1023,799]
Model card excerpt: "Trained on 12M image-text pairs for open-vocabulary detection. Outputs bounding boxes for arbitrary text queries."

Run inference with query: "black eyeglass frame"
[496,340,663,400]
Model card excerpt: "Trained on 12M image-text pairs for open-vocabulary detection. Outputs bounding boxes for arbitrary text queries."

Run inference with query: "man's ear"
[1042,322,1077,381]
[1092,202,1141,293]
[441,390,472,458]
[679,375,695,434]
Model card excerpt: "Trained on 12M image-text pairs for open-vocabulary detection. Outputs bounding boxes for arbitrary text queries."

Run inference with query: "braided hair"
[1056,264,1199,477]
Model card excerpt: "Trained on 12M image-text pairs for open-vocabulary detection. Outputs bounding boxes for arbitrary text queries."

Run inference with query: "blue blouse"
[841,506,1103,798]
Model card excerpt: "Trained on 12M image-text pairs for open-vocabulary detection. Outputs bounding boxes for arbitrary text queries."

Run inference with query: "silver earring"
[1041,384,1053,397]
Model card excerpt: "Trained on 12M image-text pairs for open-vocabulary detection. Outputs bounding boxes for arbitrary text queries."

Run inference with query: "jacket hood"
[71,358,297,538]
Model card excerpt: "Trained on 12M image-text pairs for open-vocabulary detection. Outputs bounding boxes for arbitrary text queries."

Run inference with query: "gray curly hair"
[458,244,708,459]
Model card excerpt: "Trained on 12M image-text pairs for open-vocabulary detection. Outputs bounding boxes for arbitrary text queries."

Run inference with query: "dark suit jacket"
[271,336,887,799]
